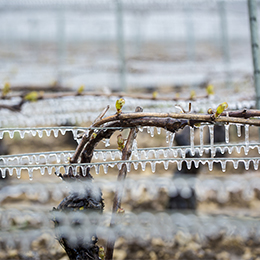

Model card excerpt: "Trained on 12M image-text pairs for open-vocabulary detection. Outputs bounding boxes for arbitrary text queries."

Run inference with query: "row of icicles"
[0,123,257,180]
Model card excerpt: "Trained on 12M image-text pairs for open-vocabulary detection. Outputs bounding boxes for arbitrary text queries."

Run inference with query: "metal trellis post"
[248,0,260,111]
[115,0,127,92]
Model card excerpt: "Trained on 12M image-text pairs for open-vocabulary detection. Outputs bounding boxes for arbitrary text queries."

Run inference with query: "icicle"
[138,126,143,132]
[103,164,108,174]
[172,149,177,157]
[94,152,99,160]
[163,149,169,158]
[60,129,66,135]
[40,167,45,175]
[28,168,33,180]
[190,127,195,156]
[16,168,21,178]
[150,161,156,173]
[165,130,169,143]
[31,130,37,137]
[236,146,242,154]
[105,138,110,147]
[48,166,53,175]
[9,130,14,139]
[8,167,13,176]
[102,152,107,161]
[20,130,26,139]
[117,163,122,170]
[253,159,259,170]
[141,161,146,171]
[208,161,213,171]
[194,160,199,169]
[163,160,169,170]
[133,162,139,170]
[208,125,215,158]
[225,124,229,144]
[0,131,3,139]
[236,124,242,137]
[199,126,204,156]
[53,129,59,138]
[126,163,131,172]
[177,161,182,171]
[150,127,155,137]
[233,160,239,169]
[244,125,249,155]
[169,133,175,148]
[37,130,43,138]
[220,160,226,172]
[244,160,250,171]
[45,129,51,137]
[156,127,161,135]
[186,160,192,170]
[72,129,78,140]
[181,149,186,158]
[227,146,233,154]
[111,151,115,160]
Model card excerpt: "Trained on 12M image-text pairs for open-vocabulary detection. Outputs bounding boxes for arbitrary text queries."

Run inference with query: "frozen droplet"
[156,127,161,135]
[244,125,249,155]
[225,124,229,144]
[190,127,195,156]
[199,125,204,156]
[237,124,242,137]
